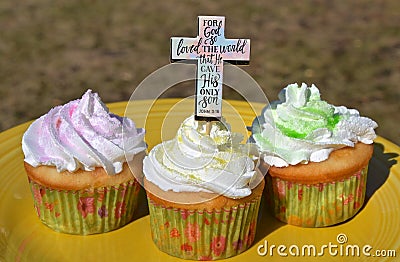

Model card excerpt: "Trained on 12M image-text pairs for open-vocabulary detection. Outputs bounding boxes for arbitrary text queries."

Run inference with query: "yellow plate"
[0,99,399,261]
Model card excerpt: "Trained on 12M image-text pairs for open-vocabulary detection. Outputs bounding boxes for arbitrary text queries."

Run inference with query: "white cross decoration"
[170,16,250,121]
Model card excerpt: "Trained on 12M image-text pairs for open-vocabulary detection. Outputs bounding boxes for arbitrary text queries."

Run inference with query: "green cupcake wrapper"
[28,178,141,235]
[147,196,262,261]
[266,166,368,227]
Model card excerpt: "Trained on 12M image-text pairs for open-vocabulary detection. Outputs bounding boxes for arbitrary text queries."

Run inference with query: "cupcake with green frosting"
[251,83,377,227]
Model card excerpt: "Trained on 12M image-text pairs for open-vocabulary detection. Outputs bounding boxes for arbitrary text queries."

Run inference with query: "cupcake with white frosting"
[251,83,377,227]
[143,116,264,260]
[22,90,146,234]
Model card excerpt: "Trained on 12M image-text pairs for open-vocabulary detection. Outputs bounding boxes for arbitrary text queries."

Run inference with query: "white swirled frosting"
[251,83,377,167]
[22,89,146,175]
[143,116,258,199]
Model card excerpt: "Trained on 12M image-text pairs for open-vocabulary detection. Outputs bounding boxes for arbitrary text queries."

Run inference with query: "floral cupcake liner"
[28,178,141,235]
[147,197,262,260]
[266,166,368,227]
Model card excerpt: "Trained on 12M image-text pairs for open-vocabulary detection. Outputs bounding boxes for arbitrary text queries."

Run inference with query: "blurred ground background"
[0,0,399,144]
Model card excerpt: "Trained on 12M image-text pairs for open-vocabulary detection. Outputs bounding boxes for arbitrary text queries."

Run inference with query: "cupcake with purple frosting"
[22,90,146,234]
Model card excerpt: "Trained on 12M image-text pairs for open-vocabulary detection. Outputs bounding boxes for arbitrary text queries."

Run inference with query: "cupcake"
[251,83,377,227]
[22,90,146,235]
[143,116,264,260]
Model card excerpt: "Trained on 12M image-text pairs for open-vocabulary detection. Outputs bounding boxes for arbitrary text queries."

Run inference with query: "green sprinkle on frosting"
[251,83,378,167]
[271,83,341,138]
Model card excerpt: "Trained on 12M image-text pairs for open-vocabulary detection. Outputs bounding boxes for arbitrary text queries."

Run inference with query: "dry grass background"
[0,0,399,144]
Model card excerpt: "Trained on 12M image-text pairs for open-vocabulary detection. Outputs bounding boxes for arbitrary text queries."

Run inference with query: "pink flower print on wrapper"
[97,190,105,203]
[180,210,190,220]
[170,228,180,238]
[77,197,95,218]
[181,243,193,254]
[32,187,45,204]
[213,217,220,225]
[199,255,213,261]
[98,205,108,218]
[343,194,354,205]
[210,236,226,257]
[44,202,54,212]
[232,239,244,251]
[118,185,128,199]
[354,170,362,179]
[245,221,256,246]
[184,222,201,243]
[317,183,325,192]
[298,188,303,201]
[115,201,126,219]
[356,178,365,197]
[276,180,286,199]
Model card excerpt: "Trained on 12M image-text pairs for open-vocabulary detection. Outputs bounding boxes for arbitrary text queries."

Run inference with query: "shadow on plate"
[365,142,398,201]
[132,187,149,221]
